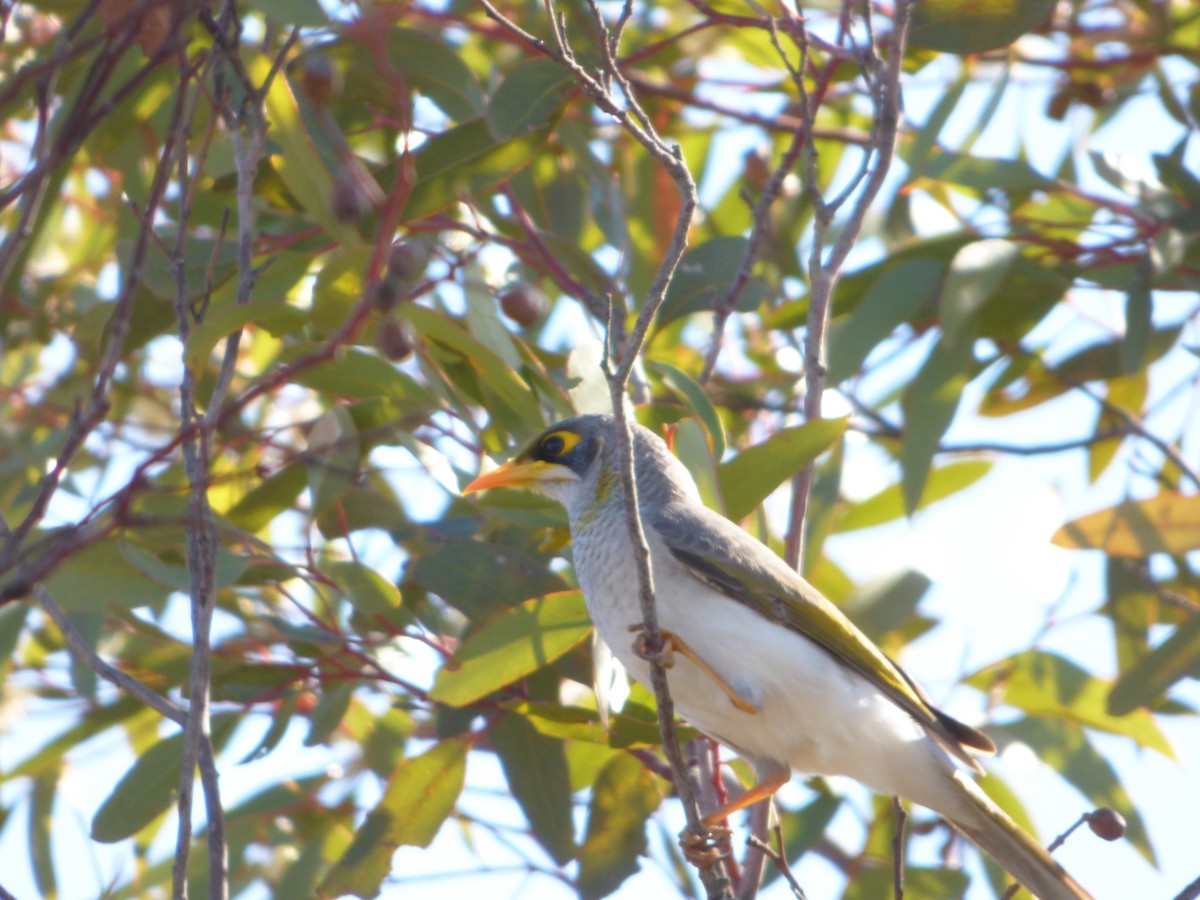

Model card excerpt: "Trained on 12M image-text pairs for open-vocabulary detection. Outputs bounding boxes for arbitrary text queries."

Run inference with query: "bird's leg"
[702,768,790,827]
[629,625,761,715]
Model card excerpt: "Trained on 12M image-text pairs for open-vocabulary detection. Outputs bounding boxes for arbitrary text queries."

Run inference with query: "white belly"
[577,532,952,800]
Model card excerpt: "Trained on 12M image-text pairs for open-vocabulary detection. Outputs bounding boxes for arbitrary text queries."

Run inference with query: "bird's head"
[462,413,699,519]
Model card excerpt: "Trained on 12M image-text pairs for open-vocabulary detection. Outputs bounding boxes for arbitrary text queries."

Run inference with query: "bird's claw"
[629,625,677,668]
[679,823,732,868]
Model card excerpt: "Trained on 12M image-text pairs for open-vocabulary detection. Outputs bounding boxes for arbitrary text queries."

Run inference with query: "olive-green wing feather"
[651,502,994,770]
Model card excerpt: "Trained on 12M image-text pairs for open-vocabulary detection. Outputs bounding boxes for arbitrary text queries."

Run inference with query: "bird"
[463,413,1092,900]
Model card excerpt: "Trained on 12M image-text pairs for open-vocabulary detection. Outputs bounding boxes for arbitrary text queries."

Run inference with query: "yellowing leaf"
[429,591,592,707]
[1053,493,1200,556]
[318,738,468,899]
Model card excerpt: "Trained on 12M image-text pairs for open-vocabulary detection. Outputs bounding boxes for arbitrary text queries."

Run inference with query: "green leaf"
[1108,612,1200,716]
[305,683,354,746]
[253,0,326,25]
[1122,263,1153,373]
[402,304,543,428]
[717,418,847,521]
[647,360,726,461]
[1052,493,1200,557]
[991,716,1156,864]
[576,753,665,900]
[939,239,1020,348]
[30,766,58,897]
[491,712,576,865]
[843,864,969,900]
[900,337,973,515]
[41,540,174,611]
[6,697,145,782]
[827,258,944,383]
[318,737,469,899]
[921,149,1051,193]
[287,345,436,407]
[910,0,1056,53]
[656,236,769,327]
[838,460,993,532]
[255,57,363,248]
[967,651,1173,757]
[226,461,307,532]
[487,59,574,140]
[429,591,592,707]
[184,299,307,377]
[403,118,556,222]
[387,29,486,121]
[92,714,238,842]
[326,560,402,614]
[407,538,568,620]
[0,603,30,683]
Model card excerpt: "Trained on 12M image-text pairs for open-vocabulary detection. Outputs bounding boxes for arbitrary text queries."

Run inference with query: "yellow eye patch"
[540,430,580,457]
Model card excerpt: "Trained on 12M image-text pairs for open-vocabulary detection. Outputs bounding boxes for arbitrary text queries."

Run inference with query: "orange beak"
[462,459,576,495]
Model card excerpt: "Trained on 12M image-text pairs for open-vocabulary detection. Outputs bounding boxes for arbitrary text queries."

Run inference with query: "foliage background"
[0,0,1198,898]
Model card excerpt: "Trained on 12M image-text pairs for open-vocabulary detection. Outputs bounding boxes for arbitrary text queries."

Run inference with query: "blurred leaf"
[827,258,944,383]
[718,418,847,521]
[30,766,58,897]
[843,863,969,900]
[288,345,436,405]
[407,538,568,619]
[764,791,841,888]
[254,0,327,25]
[327,560,402,614]
[839,460,992,532]
[319,737,469,899]
[967,651,1173,756]
[184,299,307,377]
[648,360,725,461]
[1108,612,1200,716]
[900,337,973,515]
[403,118,556,222]
[257,57,363,248]
[41,540,173,611]
[656,237,769,327]
[225,462,307,532]
[491,711,576,865]
[1122,263,1153,373]
[487,59,574,140]
[92,714,238,843]
[920,149,1051,193]
[305,683,354,747]
[939,239,1020,347]
[429,591,592,707]
[991,716,1156,864]
[910,0,1055,53]
[388,29,486,121]
[577,752,665,900]
[1053,493,1200,556]
[402,304,543,428]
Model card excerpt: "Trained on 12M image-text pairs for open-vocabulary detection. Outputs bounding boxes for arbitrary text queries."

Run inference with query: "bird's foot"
[679,823,732,869]
[629,625,760,715]
[629,624,678,668]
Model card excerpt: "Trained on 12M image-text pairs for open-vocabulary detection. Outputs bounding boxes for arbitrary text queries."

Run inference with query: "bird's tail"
[939,770,1092,900]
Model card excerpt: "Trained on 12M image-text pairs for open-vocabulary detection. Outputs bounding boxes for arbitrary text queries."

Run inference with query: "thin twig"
[893,797,907,899]
[783,0,913,570]
[35,587,187,725]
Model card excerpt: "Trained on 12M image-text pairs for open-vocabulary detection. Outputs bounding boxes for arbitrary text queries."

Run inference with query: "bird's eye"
[541,434,566,456]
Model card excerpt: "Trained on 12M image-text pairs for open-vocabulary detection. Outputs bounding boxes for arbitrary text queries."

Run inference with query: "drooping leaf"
[41,540,174,611]
[92,714,238,843]
[429,591,592,707]
[576,752,665,900]
[407,538,568,620]
[647,360,726,462]
[1053,493,1200,557]
[1108,612,1200,716]
[491,711,576,865]
[318,737,469,899]
[938,239,1020,348]
[718,418,847,521]
[900,337,974,515]
[184,299,307,377]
